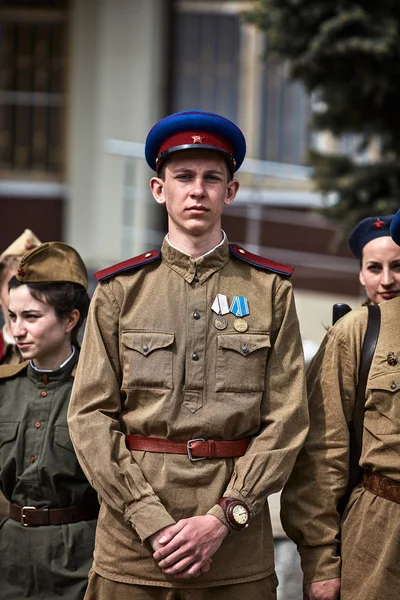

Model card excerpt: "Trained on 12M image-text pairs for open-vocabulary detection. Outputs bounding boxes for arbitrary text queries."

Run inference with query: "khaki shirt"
[281,296,400,583]
[68,237,308,587]
[0,328,21,365]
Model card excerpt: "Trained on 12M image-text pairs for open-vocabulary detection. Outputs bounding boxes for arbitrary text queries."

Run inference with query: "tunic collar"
[27,346,79,387]
[161,234,230,284]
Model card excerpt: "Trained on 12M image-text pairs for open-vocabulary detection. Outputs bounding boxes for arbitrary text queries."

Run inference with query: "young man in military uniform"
[68,110,308,600]
[0,229,41,365]
[280,209,400,600]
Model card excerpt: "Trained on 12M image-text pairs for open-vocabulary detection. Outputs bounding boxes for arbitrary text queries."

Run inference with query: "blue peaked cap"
[349,214,395,258]
[145,110,246,174]
[391,209,400,246]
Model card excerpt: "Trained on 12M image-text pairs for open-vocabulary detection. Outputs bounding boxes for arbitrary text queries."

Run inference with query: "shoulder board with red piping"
[0,360,29,379]
[95,250,161,282]
[229,244,294,277]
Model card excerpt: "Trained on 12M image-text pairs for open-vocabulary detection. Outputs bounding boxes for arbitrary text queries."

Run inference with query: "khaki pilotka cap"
[15,242,88,290]
[0,229,41,263]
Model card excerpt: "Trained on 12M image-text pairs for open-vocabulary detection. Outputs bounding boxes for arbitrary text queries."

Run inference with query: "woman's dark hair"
[8,277,90,345]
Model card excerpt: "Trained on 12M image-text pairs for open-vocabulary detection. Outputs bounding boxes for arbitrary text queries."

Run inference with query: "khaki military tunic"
[281,296,400,599]
[68,237,308,589]
[0,350,97,599]
[0,328,21,366]
[0,329,20,520]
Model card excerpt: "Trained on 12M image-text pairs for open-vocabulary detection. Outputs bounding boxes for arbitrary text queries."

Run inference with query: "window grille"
[0,0,69,178]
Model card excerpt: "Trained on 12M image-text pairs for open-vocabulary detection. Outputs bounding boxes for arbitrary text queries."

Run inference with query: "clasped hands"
[149,515,229,580]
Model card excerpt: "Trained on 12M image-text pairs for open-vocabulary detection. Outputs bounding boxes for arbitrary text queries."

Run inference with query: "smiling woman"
[0,242,98,600]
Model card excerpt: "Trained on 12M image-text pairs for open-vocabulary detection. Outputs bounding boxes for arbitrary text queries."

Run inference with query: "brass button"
[387,352,398,366]
[41,391,47,397]
[192,352,199,361]
[144,252,152,258]
[193,311,201,320]
[29,456,35,463]
[35,422,41,429]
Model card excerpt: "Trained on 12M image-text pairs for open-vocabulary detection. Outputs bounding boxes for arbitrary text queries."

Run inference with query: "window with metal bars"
[0,0,69,179]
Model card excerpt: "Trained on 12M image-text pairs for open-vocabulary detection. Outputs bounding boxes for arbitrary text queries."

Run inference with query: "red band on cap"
[157,131,234,159]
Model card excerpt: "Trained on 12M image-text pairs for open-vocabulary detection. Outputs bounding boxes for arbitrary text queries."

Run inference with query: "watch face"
[232,503,249,525]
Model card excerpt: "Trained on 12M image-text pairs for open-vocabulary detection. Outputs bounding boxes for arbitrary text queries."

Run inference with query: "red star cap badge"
[17,268,26,277]
[192,135,204,144]
[373,218,385,229]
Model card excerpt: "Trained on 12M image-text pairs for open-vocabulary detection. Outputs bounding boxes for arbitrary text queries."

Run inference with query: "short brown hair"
[8,278,90,345]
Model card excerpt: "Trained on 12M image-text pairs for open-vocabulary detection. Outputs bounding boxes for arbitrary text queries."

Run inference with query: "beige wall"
[66,0,169,269]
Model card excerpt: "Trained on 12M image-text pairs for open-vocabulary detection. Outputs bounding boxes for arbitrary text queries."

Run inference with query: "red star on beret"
[192,135,204,144]
[373,218,385,229]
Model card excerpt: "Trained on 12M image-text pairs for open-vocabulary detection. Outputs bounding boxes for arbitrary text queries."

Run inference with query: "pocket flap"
[218,333,271,356]
[368,373,400,393]
[54,425,75,452]
[122,331,175,356]
[0,422,19,447]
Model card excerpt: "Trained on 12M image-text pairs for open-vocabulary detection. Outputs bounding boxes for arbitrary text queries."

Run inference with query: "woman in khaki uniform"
[348,214,400,306]
[68,111,309,600]
[281,209,400,600]
[0,242,98,599]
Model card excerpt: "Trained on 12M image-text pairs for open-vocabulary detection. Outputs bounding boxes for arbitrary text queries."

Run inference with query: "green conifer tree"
[245,0,400,236]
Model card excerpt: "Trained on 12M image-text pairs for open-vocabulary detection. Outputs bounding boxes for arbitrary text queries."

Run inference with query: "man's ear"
[150,177,166,205]
[224,178,239,205]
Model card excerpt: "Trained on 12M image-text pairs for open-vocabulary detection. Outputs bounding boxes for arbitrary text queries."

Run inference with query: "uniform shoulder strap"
[95,249,161,282]
[229,244,294,277]
[0,360,29,379]
[338,304,381,516]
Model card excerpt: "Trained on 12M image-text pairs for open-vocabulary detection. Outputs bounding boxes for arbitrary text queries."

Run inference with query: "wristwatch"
[217,497,250,530]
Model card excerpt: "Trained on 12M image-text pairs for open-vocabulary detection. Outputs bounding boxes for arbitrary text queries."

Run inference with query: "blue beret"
[145,110,246,174]
[349,214,395,259]
[390,209,400,246]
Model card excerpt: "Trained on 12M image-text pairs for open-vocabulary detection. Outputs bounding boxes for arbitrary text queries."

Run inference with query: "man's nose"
[191,177,205,195]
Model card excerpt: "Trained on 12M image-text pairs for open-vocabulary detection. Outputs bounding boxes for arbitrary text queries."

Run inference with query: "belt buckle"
[21,506,36,527]
[187,438,206,461]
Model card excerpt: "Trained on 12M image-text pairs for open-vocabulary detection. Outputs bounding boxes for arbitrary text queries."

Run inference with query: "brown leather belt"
[363,470,400,504]
[126,434,250,461]
[9,503,99,527]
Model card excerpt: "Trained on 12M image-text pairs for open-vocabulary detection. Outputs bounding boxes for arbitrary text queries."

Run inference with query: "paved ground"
[269,491,303,599]
[275,538,303,600]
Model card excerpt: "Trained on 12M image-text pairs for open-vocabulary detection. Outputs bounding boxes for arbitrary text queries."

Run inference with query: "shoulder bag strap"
[338,303,381,516]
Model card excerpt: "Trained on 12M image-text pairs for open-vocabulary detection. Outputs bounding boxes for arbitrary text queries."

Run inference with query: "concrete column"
[66,0,169,268]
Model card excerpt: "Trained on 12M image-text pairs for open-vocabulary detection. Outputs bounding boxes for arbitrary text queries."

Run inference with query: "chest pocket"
[216,333,270,392]
[54,425,75,453]
[364,373,400,435]
[121,331,175,389]
[0,422,19,448]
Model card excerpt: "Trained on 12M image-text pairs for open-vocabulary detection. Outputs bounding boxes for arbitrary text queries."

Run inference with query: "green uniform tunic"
[281,296,400,599]
[68,238,308,590]
[0,349,97,599]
